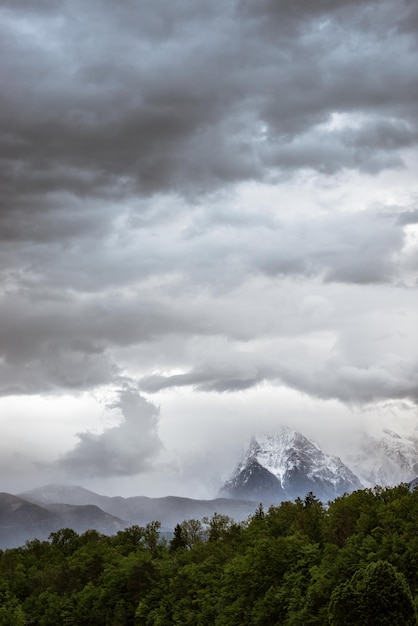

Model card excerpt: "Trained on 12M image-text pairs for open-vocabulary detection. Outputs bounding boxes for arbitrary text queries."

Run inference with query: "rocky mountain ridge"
[220,428,362,503]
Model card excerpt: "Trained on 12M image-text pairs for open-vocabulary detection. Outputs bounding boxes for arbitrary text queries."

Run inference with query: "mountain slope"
[20,484,257,531]
[220,428,362,503]
[0,492,127,549]
[0,492,59,549]
[19,484,109,508]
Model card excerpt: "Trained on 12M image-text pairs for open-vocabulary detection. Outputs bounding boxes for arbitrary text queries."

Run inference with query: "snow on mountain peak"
[345,428,418,488]
[222,426,362,503]
[242,428,355,489]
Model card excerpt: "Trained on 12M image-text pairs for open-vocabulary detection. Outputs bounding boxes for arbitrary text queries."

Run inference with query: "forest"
[1,484,418,625]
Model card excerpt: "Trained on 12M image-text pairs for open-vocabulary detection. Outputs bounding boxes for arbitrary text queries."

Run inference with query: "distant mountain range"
[0,486,256,549]
[2,425,418,548]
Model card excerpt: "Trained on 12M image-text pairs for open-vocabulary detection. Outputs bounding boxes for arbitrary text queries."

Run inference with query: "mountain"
[0,492,126,549]
[20,484,113,509]
[0,492,58,548]
[41,503,126,535]
[345,428,418,488]
[19,484,257,534]
[220,428,362,503]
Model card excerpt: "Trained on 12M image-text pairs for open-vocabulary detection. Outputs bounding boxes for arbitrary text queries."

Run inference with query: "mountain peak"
[221,427,362,503]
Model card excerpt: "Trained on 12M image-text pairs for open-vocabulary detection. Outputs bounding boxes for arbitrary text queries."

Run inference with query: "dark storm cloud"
[1,0,417,243]
[0,0,417,472]
[140,361,272,394]
[0,287,211,395]
[139,347,418,406]
[0,203,413,398]
[55,386,162,476]
[277,360,418,406]
[185,208,407,285]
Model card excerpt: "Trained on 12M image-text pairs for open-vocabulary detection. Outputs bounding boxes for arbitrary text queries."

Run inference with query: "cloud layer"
[0,0,417,485]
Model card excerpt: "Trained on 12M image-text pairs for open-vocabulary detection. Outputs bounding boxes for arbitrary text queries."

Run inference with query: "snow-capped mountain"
[220,428,362,503]
[344,428,418,488]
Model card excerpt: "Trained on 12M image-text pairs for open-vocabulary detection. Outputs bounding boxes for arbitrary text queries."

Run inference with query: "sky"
[0,0,417,498]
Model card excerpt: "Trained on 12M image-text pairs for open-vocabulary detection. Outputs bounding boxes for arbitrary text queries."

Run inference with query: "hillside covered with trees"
[1,484,418,625]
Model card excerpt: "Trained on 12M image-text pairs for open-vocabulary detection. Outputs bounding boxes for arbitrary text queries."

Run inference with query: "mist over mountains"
[346,428,418,488]
[0,487,255,549]
[2,425,418,549]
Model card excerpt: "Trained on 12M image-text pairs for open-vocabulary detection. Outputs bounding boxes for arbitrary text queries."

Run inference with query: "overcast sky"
[1,0,417,497]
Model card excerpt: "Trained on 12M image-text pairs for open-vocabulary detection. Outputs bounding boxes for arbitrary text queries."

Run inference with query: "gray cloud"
[139,343,418,406]
[0,0,417,487]
[0,203,414,400]
[137,277,418,406]
[0,286,211,395]
[1,0,417,243]
[140,360,272,395]
[55,386,162,476]
[397,209,418,226]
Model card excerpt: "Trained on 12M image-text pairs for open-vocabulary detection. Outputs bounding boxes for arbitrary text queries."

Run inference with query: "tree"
[144,521,161,556]
[49,528,79,556]
[0,581,26,626]
[329,559,416,626]
[202,513,233,542]
[169,524,187,552]
[172,519,205,550]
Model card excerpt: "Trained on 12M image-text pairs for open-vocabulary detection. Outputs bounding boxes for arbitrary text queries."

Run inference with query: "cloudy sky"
[1,0,417,497]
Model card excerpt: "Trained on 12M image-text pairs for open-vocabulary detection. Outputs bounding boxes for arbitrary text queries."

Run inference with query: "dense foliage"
[1,485,418,625]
